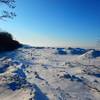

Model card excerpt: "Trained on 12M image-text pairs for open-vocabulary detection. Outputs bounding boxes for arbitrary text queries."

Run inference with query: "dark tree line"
[0,32,22,52]
[0,0,16,19]
[0,1,22,52]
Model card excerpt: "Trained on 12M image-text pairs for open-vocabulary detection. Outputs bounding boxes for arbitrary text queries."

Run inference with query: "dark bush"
[0,32,13,40]
[0,32,22,52]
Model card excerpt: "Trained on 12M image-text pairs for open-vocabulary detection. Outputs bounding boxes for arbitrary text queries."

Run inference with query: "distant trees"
[0,32,22,51]
[0,31,13,39]
[0,0,16,20]
[0,1,21,51]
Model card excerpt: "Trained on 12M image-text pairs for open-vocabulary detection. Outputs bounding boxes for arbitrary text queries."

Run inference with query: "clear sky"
[0,0,100,48]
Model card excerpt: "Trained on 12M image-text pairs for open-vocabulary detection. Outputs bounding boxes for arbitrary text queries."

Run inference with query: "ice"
[0,46,100,100]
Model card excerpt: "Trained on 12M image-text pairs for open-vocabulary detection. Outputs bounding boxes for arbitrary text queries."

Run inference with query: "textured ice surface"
[0,46,100,100]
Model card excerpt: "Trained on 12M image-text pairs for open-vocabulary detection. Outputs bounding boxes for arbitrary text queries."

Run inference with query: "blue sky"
[0,0,100,47]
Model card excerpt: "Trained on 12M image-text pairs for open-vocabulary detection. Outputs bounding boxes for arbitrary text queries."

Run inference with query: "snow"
[0,46,100,100]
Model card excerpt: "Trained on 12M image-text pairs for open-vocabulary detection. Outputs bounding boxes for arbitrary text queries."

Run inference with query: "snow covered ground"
[0,46,100,100]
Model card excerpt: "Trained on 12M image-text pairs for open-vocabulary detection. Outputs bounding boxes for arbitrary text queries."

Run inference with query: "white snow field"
[0,46,100,100]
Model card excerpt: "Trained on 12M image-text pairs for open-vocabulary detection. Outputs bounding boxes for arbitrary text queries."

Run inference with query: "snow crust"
[0,46,100,100]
